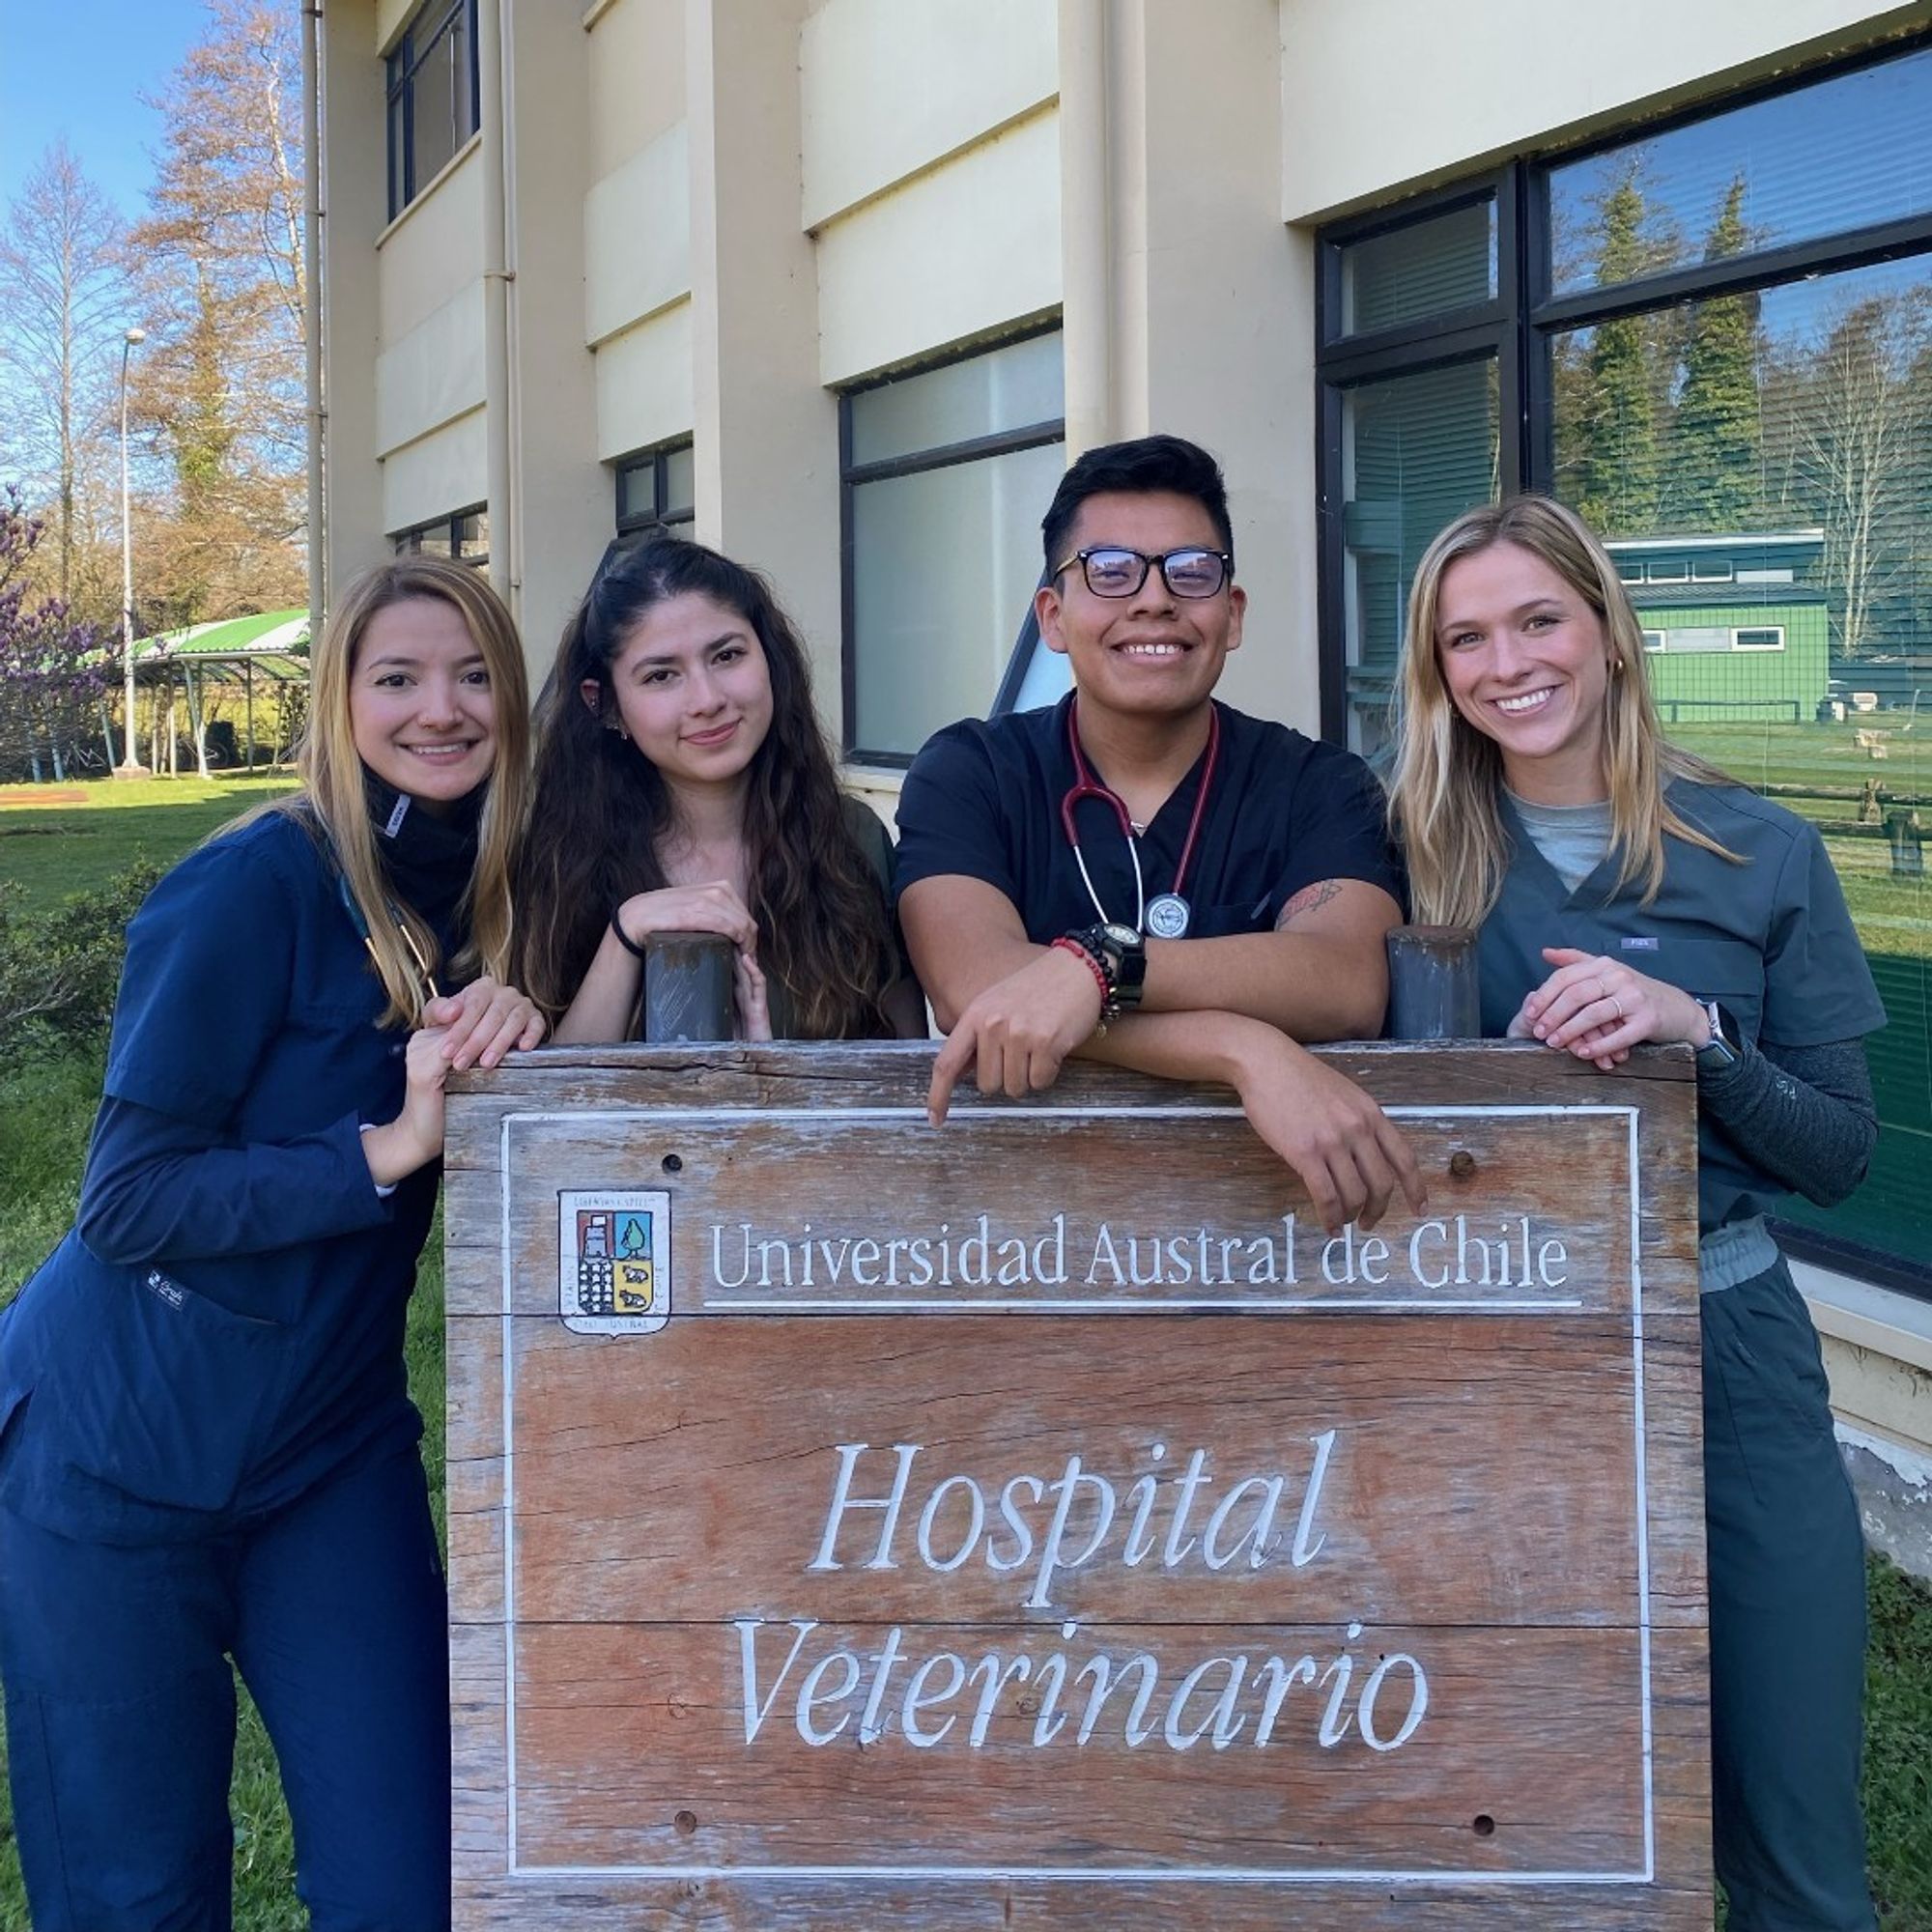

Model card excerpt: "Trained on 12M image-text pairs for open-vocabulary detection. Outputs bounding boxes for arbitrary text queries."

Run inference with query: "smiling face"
[1036,490,1245,727]
[1434,539,1615,803]
[589,589,775,797]
[348,594,498,810]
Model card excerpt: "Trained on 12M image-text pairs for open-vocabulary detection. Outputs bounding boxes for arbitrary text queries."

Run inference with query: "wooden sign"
[445,1042,1709,1927]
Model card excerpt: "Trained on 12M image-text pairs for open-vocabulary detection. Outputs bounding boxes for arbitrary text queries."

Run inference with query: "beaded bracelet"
[610,910,650,961]
[1049,935,1109,1009]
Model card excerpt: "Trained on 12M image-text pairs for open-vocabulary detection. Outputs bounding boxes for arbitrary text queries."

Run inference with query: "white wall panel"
[376,281,487,456]
[377,143,484,344]
[1280,0,1922,218]
[801,0,1056,229]
[817,107,1062,385]
[376,0,412,55]
[594,298,695,460]
[587,0,685,180]
[381,406,489,533]
[583,121,691,346]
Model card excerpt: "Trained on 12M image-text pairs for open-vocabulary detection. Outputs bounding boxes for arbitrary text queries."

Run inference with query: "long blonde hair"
[238,557,531,1027]
[1389,495,1738,928]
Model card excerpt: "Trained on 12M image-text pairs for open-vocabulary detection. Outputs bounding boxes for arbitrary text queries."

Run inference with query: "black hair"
[1040,434,1235,574]
[517,534,899,1037]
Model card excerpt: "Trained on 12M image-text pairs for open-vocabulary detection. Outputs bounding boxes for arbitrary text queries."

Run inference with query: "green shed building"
[1607,531,1829,724]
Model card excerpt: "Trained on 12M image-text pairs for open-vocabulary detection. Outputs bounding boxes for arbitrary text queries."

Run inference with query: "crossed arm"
[899,874,1426,1232]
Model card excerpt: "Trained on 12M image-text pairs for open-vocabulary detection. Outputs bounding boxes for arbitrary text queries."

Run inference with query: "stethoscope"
[1060,697,1222,939]
[325,843,443,1006]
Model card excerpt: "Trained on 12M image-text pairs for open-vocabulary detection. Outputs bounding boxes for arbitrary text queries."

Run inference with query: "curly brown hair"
[517,536,899,1037]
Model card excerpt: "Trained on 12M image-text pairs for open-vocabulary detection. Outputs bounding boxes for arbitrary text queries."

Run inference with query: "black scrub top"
[1479,779,1886,1233]
[895,694,1403,941]
[0,810,440,1544]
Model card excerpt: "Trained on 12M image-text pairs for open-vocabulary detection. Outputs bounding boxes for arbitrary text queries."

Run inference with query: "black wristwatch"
[1067,923,1148,1017]
[1693,997,1741,1069]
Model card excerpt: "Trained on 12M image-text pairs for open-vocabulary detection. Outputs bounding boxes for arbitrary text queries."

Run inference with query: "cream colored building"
[310,0,1932,1511]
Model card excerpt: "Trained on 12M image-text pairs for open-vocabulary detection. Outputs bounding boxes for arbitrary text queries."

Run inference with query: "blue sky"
[0,1,207,220]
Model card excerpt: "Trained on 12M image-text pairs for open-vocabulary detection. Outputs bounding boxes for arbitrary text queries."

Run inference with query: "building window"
[386,0,480,222]
[614,441,696,539]
[840,327,1065,765]
[1318,33,1932,1293]
[392,506,489,568]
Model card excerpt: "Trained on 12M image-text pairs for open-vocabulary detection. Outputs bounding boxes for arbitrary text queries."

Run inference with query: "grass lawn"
[2,779,1930,1926]
[0,773,298,917]
[1668,720,1932,961]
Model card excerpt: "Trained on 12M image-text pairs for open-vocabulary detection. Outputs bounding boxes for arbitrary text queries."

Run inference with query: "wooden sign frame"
[446,1041,1709,1928]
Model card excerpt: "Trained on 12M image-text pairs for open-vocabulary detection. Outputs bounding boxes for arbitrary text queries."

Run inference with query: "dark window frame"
[1314,167,1531,744]
[1316,28,1932,1298]
[838,323,1066,768]
[613,439,696,539]
[385,0,481,223]
[391,504,489,569]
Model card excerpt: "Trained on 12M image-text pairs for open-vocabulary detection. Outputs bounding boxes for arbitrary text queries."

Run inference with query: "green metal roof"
[132,610,310,681]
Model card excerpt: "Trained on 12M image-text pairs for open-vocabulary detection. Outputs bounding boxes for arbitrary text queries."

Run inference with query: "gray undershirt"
[1506,793,1878,1215]
[1506,791,1614,894]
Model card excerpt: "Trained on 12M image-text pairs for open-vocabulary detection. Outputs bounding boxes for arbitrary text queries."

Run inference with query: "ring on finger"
[1612,997,1625,1020]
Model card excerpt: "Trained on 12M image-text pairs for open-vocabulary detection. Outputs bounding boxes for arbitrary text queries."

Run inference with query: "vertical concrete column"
[685,0,844,731]
[319,0,390,605]
[501,0,608,671]
[478,0,512,613]
[1099,3,1315,731]
[1057,0,1115,462]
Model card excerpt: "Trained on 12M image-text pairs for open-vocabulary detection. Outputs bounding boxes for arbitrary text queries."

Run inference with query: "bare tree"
[1785,292,1930,658]
[0,142,130,605]
[129,0,307,626]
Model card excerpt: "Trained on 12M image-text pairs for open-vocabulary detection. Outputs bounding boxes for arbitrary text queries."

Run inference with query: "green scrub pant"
[1703,1256,1875,1932]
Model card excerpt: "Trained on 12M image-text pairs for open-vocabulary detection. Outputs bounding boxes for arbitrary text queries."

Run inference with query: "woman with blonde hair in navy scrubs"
[0,556,543,1930]
[1389,494,1880,1932]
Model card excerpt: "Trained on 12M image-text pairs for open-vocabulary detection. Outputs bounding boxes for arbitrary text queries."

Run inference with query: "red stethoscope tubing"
[1059,698,1221,931]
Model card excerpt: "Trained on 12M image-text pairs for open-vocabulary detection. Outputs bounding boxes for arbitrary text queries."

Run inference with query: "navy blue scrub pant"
[0,1442,450,1932]
[1704,1257,1875,1932]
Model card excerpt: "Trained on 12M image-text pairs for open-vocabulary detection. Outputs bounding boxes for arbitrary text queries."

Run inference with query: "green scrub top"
[1477,778,1886,1233]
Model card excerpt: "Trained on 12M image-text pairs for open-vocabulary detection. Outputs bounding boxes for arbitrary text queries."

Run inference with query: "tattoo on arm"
[1276,880,1344,929]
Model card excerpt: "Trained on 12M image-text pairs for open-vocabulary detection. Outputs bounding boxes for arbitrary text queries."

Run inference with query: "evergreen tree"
[1573,172,1662,536]
[1662,179,1763,532]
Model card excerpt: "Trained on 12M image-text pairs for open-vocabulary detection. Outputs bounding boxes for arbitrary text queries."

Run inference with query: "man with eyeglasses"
[896,433,1424,1234]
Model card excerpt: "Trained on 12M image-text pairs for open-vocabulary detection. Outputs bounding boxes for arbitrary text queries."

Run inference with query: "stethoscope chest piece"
[1145,893,1192,939]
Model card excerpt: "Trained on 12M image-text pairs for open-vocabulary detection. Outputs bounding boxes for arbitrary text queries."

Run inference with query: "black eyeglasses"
[1051,546,1235,600]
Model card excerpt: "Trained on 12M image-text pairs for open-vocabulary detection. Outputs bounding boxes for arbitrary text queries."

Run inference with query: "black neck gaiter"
[361,767,484,955]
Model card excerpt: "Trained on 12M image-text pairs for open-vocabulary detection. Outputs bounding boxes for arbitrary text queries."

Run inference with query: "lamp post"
[115,325,147,775]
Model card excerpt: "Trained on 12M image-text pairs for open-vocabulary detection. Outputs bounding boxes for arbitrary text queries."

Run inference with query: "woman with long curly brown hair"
[519,535,923,1041]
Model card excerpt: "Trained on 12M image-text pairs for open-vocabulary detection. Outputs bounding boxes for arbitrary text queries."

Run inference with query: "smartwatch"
[1066,923,1148,1017]
[1693,997,1741,1069]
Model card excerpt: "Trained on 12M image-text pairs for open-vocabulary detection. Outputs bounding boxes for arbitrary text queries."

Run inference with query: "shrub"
[0,860,162,1054]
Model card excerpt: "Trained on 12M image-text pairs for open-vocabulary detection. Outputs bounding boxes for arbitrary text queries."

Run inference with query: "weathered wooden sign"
[445,1042,1709,1927]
